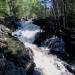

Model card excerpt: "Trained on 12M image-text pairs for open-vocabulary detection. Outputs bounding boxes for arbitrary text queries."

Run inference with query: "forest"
[0,0,75,29]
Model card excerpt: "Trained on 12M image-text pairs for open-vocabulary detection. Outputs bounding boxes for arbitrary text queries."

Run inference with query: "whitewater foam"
[12,20,73,75]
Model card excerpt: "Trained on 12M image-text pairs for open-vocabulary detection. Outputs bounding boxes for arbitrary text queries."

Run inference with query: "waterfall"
[41,35,65,53]
[12,19,73,75]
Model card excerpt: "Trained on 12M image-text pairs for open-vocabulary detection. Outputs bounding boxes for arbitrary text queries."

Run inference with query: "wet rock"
[34,32,50,46]
[0,57,27,75]
[64,64,75,74]
[33,17,57,34]
[0,53,5,69]
[4,51,35,75]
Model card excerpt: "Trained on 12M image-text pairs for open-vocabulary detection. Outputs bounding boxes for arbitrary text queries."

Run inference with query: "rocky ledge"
[0,24,35,75]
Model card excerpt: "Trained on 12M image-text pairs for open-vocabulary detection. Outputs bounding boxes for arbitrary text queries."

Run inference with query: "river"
[12,19,73,75]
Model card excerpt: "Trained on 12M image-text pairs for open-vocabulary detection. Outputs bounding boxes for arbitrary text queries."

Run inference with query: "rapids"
[12,19,73,75]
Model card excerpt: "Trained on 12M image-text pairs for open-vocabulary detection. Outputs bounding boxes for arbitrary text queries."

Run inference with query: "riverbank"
[0,24,35,75]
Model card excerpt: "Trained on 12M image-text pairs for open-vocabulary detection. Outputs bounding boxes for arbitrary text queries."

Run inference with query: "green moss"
[0,25,26,55]
[6,35,25,54]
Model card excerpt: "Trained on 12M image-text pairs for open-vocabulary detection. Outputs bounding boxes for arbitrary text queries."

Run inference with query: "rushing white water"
[42,35,65,53]
[12,20,73,75]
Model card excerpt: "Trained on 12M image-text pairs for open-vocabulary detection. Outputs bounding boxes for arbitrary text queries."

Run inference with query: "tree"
[0,0,9,17]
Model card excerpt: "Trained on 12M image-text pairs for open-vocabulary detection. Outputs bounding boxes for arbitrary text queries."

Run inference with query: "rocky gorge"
[0,19,75,75]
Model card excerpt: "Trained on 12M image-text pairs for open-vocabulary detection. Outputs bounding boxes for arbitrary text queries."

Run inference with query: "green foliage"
[30,0,44,18]
[0,0,9,17]
[0,0,50,19]
[66,0,75,24]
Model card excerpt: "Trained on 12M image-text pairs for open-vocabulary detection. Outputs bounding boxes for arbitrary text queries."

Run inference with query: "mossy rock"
[0,24,26,55]
[5,34,25,54]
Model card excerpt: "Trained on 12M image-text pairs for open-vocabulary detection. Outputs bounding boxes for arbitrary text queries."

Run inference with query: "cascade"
[12,19,73,75]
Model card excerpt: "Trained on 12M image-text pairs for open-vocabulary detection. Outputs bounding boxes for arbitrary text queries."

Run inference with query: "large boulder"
[0,53,27,75]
